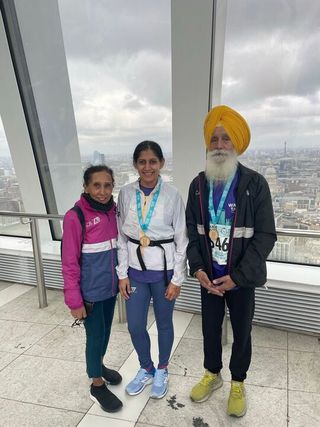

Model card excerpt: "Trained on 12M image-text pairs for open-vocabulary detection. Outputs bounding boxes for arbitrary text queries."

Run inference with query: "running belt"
[128,237,174,286]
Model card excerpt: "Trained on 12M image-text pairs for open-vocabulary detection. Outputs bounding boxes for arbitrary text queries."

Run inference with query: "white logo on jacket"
[228,203,236,212]
[86,216,101,228]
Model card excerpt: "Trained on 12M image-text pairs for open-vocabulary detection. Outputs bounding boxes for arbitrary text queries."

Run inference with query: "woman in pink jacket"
[62,165,122,413]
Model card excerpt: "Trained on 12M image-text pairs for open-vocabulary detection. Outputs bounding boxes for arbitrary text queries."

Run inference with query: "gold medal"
[209,227,218,241]
[140,235,151,247]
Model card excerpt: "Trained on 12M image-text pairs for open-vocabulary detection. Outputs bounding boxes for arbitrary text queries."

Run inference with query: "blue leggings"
[126,279,175,369]
[84,296,116,378]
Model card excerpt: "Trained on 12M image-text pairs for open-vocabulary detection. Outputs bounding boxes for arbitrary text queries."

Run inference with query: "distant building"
[271,236,295,262]
[92,150,105,165]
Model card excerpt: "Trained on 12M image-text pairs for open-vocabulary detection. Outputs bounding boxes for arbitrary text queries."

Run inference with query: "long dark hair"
[133,140,164,163]
[83,165,115,186]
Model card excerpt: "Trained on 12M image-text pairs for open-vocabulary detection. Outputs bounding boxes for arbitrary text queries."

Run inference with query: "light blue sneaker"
[150,368,169,399]
[125,368,154,396]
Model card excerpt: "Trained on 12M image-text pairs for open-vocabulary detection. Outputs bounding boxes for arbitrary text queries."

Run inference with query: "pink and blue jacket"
[62,194,118,310]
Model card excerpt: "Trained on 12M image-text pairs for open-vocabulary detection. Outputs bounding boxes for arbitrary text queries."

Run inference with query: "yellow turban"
[204,105,251,155]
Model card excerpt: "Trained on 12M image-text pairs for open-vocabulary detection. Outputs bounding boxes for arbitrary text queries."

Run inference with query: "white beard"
[205,149,238,182]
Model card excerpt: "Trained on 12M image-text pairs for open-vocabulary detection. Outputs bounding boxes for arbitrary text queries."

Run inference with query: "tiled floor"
[0,282,319,427]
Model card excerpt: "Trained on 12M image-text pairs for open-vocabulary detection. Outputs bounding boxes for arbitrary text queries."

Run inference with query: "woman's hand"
[70,306,87,320]
[165,282,181,300]
[119,278,132,300]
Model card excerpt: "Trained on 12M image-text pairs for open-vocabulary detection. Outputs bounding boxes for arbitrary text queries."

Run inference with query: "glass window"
[0,115,30,237]
[221,0,320,265]
[58,0,173,199]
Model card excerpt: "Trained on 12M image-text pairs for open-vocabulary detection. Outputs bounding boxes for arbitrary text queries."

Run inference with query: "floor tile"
[106,330,135,369]
[169,337,203,378]
[138,374,287,427]
[183,314,202,340]
[0,288,68,324]
[0,283,33,308]
[0,354,91,412]
[0,319,56,354]
[25,325,86,361]
[0,351,19,371]
[251,324,288,349]
[289,350,320,393]
[243,346,287,389]
[0,398,83,427]
[289,390,320,427]
[288,332,320,353]
[0,281,13,292]
[136,424,162,427]
[78,414,134,426]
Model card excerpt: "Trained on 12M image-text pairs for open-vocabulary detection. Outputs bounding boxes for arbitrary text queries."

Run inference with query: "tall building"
[92,150,105,165]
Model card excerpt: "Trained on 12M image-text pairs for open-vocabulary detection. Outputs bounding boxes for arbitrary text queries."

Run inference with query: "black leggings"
[201,286,255,382]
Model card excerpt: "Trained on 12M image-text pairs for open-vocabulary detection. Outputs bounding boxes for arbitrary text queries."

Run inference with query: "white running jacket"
[116,179,188,286]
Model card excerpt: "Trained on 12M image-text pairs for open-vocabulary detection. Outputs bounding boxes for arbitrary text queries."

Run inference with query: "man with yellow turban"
[186,105,276,417]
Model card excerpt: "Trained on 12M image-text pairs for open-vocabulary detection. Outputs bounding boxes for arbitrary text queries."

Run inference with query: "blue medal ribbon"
[208,173,235,226]
[136,178,162,233]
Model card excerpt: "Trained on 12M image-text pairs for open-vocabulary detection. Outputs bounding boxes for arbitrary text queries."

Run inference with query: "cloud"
[221,0,320,148]
[58,0,171,60]
[66,56,171,155]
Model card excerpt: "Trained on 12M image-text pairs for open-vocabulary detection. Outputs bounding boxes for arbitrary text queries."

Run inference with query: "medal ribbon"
[208,173,235,226]
[136,179,162,233]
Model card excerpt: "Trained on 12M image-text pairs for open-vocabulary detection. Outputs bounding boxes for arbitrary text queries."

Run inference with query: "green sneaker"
[227,381,247,417]
[190,370,223,402]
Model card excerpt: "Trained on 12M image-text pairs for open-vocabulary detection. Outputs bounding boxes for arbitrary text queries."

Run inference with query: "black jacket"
[186,163,277,288]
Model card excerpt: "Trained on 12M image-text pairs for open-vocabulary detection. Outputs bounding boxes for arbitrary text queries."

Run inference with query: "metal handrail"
[0,211,63,220]
[276,228,320,239]
[0,211,64,309]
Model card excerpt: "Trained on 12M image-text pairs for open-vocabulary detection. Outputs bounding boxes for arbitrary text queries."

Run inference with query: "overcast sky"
[1,0,319,157]
[222,0,320,151]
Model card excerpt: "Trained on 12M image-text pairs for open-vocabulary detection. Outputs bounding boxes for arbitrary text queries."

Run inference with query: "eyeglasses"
[71,318,83,328]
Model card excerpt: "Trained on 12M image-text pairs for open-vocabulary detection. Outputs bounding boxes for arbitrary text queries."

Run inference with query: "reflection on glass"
[221,0,320,265]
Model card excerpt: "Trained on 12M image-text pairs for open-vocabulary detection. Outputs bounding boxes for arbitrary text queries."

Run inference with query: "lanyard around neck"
[136,179,162,233]
[208,173,235,225]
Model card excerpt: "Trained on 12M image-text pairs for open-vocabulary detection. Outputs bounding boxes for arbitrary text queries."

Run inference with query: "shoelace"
[154,370,167,386]
[200,373,217,386]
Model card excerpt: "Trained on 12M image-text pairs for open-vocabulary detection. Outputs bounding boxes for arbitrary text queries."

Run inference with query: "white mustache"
[208,150,230,158]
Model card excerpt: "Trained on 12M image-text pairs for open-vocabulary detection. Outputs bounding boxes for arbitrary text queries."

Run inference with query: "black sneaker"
[101,365,122,385]
[90,383,123,413]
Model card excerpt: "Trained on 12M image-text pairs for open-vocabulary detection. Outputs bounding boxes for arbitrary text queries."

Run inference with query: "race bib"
[210,223,231,265]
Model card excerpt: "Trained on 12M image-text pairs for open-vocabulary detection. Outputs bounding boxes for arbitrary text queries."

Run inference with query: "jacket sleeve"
[186,178,207,276]
[171,192,188,286]
[61,211,84,310]
[116,189,129,279]
[230,176,277,287]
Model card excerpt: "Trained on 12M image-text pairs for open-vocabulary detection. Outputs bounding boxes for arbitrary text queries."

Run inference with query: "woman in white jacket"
[116,140,188,399]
